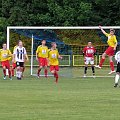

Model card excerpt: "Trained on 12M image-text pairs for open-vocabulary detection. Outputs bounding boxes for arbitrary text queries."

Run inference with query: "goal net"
[7,26,120,78]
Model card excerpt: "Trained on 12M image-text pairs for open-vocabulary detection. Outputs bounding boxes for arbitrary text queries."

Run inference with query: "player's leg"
[37,66,42,78]
[16,62,22,80]
[19,67,23,79]
[54,66,59,83]
[91,64,95,78]
[84,57,88,77]
[44,58,48,78]
[11,63,16,77]
[1,62,6,79]
[90,58,95,77]
[114,73,119,87]
[84,65,88,77]
[50,66,59,83]
[2,66,6,80]
[37,58,43,78]
[99,52,106,68]
[114,63,120,87]
[96,47,111,69]
[108,56,115,74]
[19,62,25,79]
[6,61,12,80]
[21,66,25,77]
[16,66,20,79]
[44,66,48,78]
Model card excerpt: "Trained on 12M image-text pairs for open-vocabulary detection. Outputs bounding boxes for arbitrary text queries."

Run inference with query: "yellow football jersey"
[12,45,18,63]
[13,45,18,53]
[105,33,117,47]
[36,45,48,58]
[0,49,12,62]
[48,49,59,66]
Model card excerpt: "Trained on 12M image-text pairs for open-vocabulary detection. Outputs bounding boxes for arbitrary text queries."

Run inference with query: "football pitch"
[0,67,120,120]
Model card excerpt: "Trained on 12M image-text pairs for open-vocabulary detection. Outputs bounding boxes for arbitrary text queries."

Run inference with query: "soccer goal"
[7,26,120,78]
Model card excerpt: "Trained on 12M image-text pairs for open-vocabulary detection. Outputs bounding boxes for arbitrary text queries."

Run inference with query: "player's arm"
[36,52,38,61]
[83,47,86,56]
[99,25,107,35]
[47,49,50,66]
[58,55,62,59]
[47,50,50,66]
[94,47,96,55]
[24,48,29,62]
[114,42,117,50]
[7,50,12,61]
[8,50,12,57]
[58,51,62,59]
[114,36,118,50]
[36,47,39,61]
[24,54,29,62]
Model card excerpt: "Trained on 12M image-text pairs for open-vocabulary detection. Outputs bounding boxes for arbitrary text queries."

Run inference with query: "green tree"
[0,0,120,44]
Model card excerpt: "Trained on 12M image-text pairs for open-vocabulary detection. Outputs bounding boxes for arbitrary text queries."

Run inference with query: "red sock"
[8,69,11,78]
[110,62,114,71]
[37,69,41,76]
[11,68,14,76]
[3,69,6,76]
[44,69,48,78]
[99,58,105,67]
[54,71,58,83]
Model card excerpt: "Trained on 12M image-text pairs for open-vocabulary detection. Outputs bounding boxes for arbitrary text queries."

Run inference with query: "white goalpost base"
[7,26,120,77]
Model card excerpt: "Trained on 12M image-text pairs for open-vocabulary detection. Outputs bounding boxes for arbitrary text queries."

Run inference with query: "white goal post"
[7,26,120,77]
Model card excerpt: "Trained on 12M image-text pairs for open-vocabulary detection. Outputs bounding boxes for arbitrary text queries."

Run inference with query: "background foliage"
[0,0,120,44]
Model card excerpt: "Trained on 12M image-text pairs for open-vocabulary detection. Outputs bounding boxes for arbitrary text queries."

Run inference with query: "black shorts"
[116,62,120,73]
[16,62,24,67]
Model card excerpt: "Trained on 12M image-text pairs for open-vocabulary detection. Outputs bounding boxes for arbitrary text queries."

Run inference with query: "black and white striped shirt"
[13,46,27,62]
[115,51,120,63]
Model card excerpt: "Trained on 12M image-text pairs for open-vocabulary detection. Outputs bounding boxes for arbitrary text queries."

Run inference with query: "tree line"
[0,0,120,43]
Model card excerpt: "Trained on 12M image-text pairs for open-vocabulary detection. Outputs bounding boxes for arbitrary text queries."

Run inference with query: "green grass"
[0,68,120,120]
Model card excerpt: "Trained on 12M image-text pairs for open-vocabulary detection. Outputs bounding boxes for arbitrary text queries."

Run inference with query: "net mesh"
[8,27,120,77]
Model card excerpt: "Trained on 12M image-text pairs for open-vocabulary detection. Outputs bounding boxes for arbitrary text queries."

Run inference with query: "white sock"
[16,71,19,78]
[115,74,119,84]
[19,72,22,78]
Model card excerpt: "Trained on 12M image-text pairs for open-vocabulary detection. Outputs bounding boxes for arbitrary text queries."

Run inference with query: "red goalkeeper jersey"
[83,46,96,57]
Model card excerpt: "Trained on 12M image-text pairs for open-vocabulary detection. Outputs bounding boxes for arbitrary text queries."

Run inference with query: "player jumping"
[48,42,62,83]
[83,42,96,77]
[96,26,117,74]
[0,43,12,80]
[114,51,120,87]
[36,40,48,78]
[13,41,28,80]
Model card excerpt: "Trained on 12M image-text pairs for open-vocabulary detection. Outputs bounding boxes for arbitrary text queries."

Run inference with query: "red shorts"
[50,65,59,72]
[12,63,16,69]
[38,57,48,67]
[1,60,10,69]
[105,47,115,56]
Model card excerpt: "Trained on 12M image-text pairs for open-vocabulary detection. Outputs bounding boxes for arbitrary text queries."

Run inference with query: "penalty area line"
[73,76,115,78]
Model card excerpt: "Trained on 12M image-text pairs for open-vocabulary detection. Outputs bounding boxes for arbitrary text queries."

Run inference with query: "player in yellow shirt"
[36,40,48,78]
[0,43,12,80]
[96,25,117,74]
[48,42,62,83]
